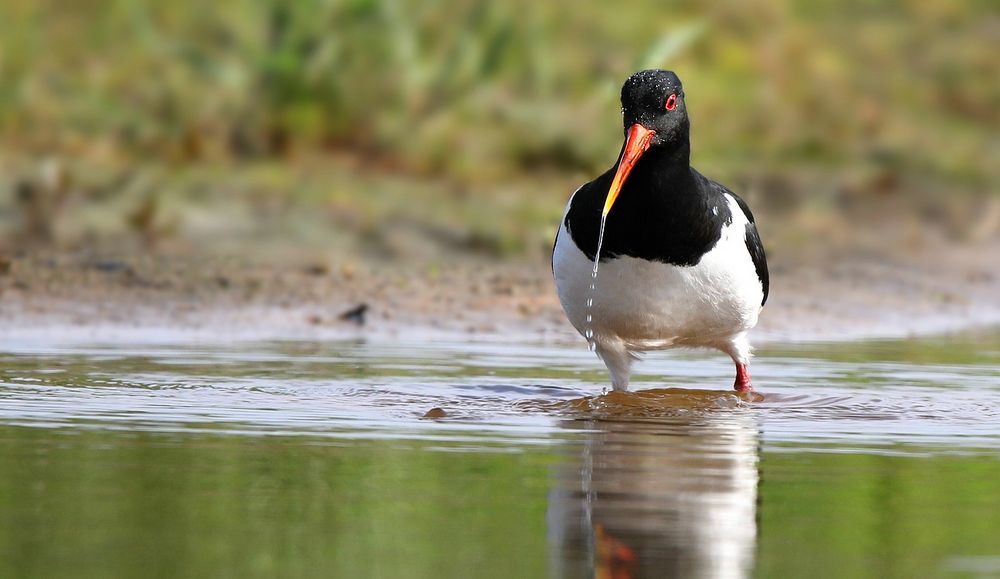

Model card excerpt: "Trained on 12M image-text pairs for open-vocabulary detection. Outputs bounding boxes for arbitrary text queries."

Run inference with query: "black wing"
[552,185,584,273]
[729,190,769,306]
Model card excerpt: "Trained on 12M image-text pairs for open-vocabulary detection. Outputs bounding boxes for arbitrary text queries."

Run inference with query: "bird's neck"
[632,139,693,192]
[645,138,690,171]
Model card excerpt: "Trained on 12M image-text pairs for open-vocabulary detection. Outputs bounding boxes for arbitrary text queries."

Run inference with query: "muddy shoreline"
[1,238,998,346]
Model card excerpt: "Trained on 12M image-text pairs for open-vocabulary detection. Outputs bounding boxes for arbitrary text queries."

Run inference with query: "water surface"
[1,331,998,578]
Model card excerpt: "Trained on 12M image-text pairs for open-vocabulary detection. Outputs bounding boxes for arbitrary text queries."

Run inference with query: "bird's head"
[603,70,689,217]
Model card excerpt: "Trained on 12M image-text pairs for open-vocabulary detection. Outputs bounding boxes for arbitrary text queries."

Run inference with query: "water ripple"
[1,335,999,454]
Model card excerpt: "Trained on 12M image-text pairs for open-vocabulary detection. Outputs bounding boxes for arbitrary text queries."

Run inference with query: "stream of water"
[584,213,608,352]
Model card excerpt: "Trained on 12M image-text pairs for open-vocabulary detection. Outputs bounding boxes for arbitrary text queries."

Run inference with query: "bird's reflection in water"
[546,388,760,579]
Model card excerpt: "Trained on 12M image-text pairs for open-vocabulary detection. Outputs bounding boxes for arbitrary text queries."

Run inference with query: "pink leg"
[734,363,753,392]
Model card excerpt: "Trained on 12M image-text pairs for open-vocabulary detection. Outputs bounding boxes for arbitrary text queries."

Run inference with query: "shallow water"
[1,330,999,578]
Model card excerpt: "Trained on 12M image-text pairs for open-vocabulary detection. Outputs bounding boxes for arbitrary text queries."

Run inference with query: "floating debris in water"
[423,407,447,419]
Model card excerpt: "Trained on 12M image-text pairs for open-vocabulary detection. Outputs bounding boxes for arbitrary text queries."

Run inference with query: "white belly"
[553,195,762,352]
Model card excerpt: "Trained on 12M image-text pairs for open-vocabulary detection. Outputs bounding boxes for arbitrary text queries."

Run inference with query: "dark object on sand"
[90,260,133,274]
[338,303,369,326]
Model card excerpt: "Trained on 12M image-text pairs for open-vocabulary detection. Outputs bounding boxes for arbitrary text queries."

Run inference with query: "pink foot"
[734,363,753,392]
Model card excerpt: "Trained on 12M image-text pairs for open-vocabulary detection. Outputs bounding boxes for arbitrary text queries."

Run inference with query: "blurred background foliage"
[0,0,997,260]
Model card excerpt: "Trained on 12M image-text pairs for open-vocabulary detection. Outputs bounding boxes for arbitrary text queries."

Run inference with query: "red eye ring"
[665,94,678,111]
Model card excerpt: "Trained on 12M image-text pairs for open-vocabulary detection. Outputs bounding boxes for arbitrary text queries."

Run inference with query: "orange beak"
[602,124,656,217]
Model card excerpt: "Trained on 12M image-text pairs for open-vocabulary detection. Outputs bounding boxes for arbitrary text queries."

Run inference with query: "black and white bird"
[552,70,769,392]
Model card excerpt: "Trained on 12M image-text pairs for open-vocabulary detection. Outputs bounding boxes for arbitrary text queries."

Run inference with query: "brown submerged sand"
[1,238,998,345]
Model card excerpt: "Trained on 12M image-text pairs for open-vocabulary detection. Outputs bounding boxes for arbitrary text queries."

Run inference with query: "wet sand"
[1,238,998,345]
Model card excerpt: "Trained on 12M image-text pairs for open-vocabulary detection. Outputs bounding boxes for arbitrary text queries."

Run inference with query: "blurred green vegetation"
[0,0,997,257]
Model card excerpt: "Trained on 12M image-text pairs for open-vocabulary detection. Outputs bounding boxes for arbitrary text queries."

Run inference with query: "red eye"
[665,94,677,111]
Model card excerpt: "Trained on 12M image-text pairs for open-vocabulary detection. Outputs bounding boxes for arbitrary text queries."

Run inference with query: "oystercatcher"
[552,70,769,392]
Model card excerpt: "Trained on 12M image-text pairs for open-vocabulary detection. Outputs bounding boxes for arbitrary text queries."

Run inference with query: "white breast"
[552,193,763,352]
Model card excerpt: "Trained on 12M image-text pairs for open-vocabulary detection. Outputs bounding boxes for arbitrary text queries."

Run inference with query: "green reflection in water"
[0,427,552,579]
[756,450,1000,579]
[4,424,1000,578]
[759,330,1000,366]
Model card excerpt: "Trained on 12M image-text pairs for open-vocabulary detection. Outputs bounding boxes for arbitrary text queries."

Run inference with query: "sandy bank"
[1,239,998,346]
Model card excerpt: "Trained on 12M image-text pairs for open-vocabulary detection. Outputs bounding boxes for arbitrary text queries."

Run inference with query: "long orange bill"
[602,124,656,217]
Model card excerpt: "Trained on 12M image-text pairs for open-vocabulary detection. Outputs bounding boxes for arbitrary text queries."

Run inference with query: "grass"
[0,0,997,256]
